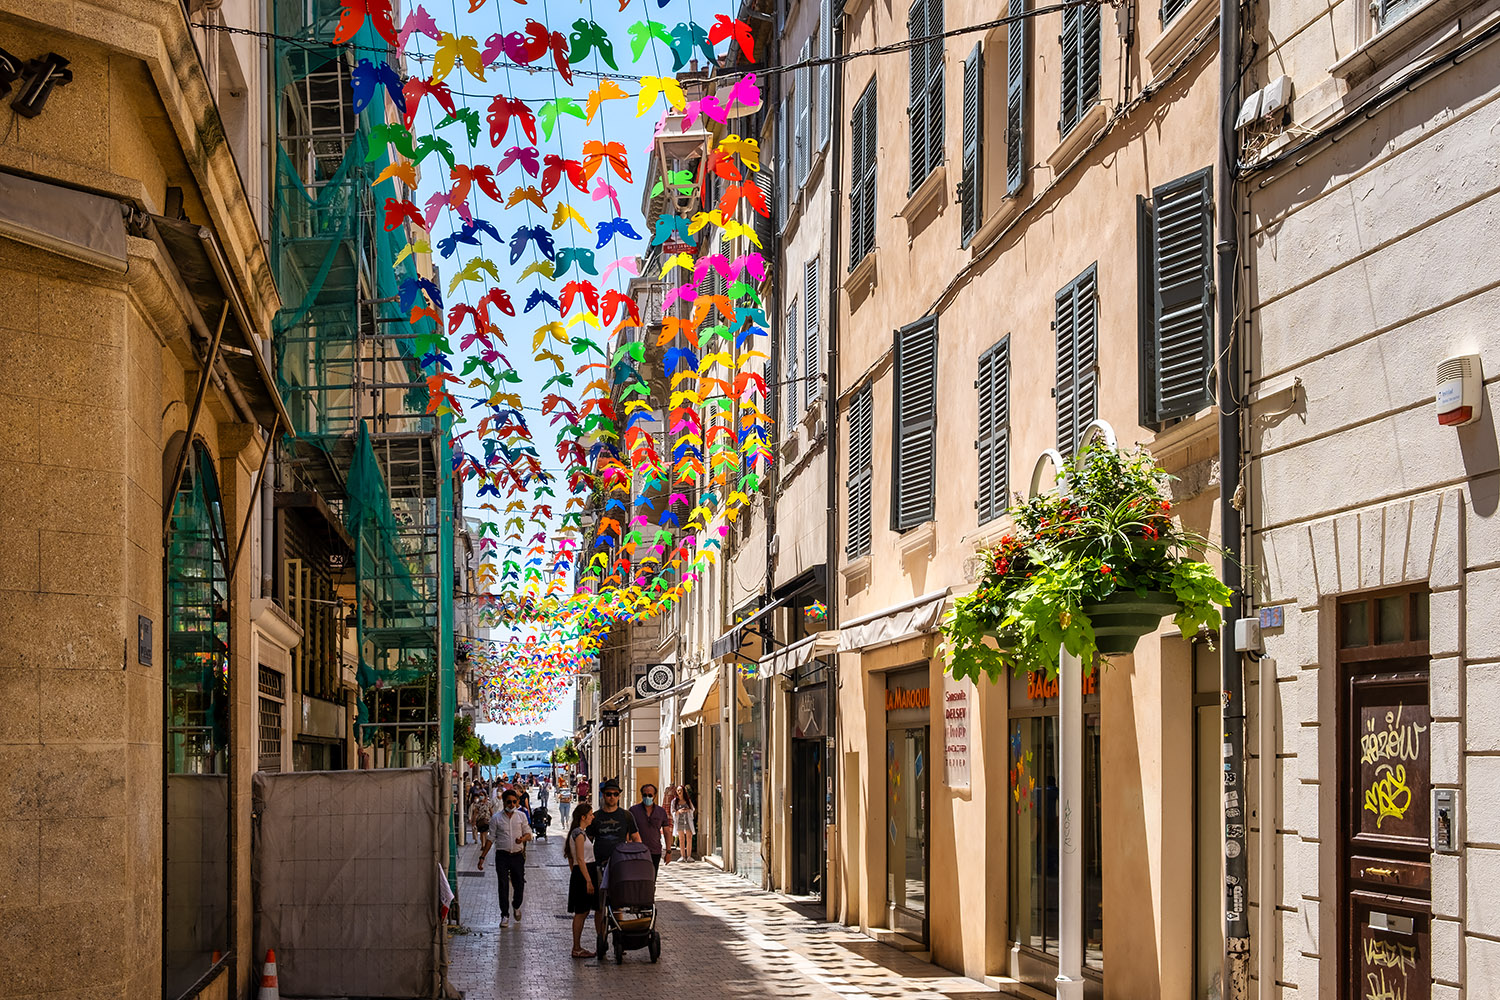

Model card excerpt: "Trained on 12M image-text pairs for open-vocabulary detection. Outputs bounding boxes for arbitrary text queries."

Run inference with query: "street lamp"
[1028,419,1117,1000]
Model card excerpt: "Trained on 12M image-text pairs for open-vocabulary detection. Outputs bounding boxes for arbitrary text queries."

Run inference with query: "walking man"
[492,788,533,928]
[586,778,639,958]
[628,783,673,874]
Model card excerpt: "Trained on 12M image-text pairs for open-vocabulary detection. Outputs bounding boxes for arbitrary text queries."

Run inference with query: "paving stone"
[446,836,1013,1000]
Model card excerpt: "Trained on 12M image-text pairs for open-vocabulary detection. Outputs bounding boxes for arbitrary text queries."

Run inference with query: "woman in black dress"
[565,803,601,958]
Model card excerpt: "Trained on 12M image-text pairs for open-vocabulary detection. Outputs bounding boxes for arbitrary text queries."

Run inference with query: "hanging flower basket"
[1081,590,1181,655]
[942,443,1232,682]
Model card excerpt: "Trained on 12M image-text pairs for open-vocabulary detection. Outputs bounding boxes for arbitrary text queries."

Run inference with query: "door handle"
[1362,866,1396,877]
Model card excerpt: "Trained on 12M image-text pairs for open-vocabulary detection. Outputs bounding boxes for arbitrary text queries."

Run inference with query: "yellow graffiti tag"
[1363,763,1412,829]
[1363,936,1418,976]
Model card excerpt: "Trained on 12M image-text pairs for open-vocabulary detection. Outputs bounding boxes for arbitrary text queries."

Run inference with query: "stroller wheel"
[648,931,661,963]
[614,935,625,964]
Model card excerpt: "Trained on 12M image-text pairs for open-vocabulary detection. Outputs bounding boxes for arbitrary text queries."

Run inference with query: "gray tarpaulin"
[252,764,451,998]
[0,169,126,271]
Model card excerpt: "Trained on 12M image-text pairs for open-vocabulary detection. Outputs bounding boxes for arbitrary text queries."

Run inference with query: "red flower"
[1100,565,1112,574]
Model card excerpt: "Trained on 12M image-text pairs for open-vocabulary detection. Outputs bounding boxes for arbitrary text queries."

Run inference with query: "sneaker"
[500,915,510,928]
[513,909,522,922]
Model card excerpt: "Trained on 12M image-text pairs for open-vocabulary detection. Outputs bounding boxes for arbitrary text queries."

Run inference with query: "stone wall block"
[1304,520,1337,607]
[1463,568,1500,661]
[39,815,126,905]
[39,668,126,745]
[30,745,126,821]
[1465,663,1500,751]
[1431,916,1462,985]
[1281,833,1317,906]
[1465,474,1500,570]
[41,400,128,473]
[0,391,41,464]
[0,525,41,593]
[1468,935,1500,995]
[40,529,126,598]
[1431,655,1461,720]
[1433,850,1464,921]
[1334,513,1362,592]
[0,818,40,909]
[1430,491,1464,589]
[1429,720,1460,786]
[0,667,39,743]
[1465,755,1500,845]
[1429,587,1462,659]
[1465,848,1500,934]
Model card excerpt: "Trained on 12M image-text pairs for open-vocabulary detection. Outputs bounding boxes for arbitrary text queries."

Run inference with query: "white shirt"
[491,808,531,853]
[569,827,595,865]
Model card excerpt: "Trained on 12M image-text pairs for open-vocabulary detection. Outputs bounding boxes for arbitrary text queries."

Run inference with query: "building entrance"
[884,666,929,944]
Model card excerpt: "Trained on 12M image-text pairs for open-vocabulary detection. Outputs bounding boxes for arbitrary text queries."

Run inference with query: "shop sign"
[1026,670,1096,700]
[885,685,929,712]
[943,674,972,790]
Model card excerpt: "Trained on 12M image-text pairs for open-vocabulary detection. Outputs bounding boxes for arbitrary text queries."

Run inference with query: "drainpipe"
[823,0,846,926]
[261,341,276,598]
[1216,0,1250,991]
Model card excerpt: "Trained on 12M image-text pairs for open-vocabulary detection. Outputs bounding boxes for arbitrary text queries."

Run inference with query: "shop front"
[1008,669,1103,997]
[884,666,931,944]
[734,671,766,884]
[680,667,724,862]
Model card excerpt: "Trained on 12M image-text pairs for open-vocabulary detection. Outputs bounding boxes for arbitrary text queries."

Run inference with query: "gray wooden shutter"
[785,299,799,425]
[796,38,812,190]
[892,317,938,530]
[907,0,929,191]
[1061,2,1101,134]
[1144,169,1213,423]
[819,0,834,152]
[846,386,874,557]
[1377,0,1422,26]
[776,97,789,232]
[1005,0,1028,196]
[1055,264,1098,457]
[924,0,945,179]
[754,160,775,251]
[1161,0,1190,23]
[850,81,877,267]
[960,43,983,245]
[976,336,1010,523]
[805,257,821,406]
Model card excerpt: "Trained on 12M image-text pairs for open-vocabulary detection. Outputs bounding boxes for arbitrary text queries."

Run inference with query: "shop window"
[163,441,232,997]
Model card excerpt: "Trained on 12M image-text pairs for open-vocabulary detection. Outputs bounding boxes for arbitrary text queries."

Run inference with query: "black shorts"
[476,820,490,833]
[567,862,601,913]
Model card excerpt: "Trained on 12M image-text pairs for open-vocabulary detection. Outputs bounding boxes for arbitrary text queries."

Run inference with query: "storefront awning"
[710,596,785,660]
[757,630,840,679]
[837,590,950,654]
[0,170,126,271]
[679,669,720,725]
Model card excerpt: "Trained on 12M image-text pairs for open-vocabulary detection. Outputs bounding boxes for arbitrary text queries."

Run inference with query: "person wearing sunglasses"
[584,778,640,958]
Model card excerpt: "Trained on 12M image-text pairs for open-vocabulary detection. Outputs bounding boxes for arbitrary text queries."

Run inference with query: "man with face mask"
[628,783,674,874]
[492,788,533,927]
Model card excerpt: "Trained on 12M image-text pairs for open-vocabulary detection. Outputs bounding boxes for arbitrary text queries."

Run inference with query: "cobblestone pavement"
[447,834,1012,1000]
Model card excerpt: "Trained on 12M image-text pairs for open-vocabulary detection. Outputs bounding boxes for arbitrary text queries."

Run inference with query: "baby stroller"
[530,805,551,840]
[603,842,661,963]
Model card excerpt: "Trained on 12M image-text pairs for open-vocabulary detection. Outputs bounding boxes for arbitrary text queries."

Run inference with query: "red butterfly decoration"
[332,0,398,47]
[383,197,424,232]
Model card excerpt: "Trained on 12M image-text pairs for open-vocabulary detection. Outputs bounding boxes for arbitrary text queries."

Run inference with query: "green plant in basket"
[943,443,1232,682]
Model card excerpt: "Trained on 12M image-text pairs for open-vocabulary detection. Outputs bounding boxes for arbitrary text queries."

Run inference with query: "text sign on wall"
[943,674,973,790]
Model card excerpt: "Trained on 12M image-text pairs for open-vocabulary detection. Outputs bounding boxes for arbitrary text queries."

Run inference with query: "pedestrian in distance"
[672,785,695,861]
[471,781,497,870]
[492,788,533,927]
[557,779,573,826]
[564,803,603,959]
[628,783,674,874]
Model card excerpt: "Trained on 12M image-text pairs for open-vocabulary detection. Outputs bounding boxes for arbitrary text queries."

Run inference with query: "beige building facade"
[1239,0,1500,995]
[0,4,285,998]
[830,0,1228,994]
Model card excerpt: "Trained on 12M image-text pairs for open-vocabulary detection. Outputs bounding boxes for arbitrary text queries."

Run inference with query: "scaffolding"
[270,0,453,764]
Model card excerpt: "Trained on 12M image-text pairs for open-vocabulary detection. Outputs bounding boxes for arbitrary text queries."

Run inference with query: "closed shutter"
[796,38,812,190]
[849,81,878,267]
[776,98,789,232]
[785,300,799,425]
[892,317,938,530]
[819,0,834,151]
[1060,1,1102,134]
[976,337,1010,524]
[754,158,775,251]
[907,0,928,190]
[1005,0,1028,196]
[1140,168,1213,424]
[846,386,874,557]
[1377,0,1422,27]
[805,257,821,406]
[960,43,983,245]
[1055,264,1098,457]
[923,0,945,180]
[1161,0,1191,23]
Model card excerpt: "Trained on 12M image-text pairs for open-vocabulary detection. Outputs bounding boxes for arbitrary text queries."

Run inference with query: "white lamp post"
[1028,420,1117,1000]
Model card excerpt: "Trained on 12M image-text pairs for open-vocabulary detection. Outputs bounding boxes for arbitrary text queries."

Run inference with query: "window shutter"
[1161,0,1190,23]
[1377,0,1422,27]
[1146,169,1214,423]
[1055,264,1098,457]
[819,0,834,151]
[924,0,945,180]
[907,0,928,190]
[976,337,1010,524]
[785,300,799,425]
[1005,0,1028,196]
[754,160,775,251]
[850,81,878,267]
[805,257,821,406]
[776,97,789,232]
[1061,2,1102,134]
[1060,5,1080,134]
[846,387,874,557]
[960,43,983,245]
[892,317,938,530]
[796,38,812,190]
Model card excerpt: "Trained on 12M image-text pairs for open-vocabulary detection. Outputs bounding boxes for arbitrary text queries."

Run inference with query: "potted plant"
[942,442,1232,682]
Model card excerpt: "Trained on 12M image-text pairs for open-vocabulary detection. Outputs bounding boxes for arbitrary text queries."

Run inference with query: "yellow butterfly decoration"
[636,76,686,116]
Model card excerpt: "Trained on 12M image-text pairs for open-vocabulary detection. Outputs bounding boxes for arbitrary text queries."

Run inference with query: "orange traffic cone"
[258,949,280,1000]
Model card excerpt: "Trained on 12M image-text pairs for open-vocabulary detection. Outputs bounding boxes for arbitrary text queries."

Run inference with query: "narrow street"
[448,836,1003,1000]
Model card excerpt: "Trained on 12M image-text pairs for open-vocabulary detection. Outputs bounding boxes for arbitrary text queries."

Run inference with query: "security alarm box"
[1436,354,1482,426]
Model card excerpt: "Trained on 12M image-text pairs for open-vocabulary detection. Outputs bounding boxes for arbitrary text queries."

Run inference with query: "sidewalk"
[447,833,1010,1000]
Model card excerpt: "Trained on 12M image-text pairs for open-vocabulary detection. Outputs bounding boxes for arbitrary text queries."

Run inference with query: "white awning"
[679,670,720,725]
[837,590,950,653]
[757,631,840,679]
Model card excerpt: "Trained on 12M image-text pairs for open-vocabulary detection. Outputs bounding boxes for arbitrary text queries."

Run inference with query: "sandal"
[571,949,594,959]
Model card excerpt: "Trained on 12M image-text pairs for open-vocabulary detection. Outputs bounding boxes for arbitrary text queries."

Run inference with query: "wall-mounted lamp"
[0,47,72,119]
